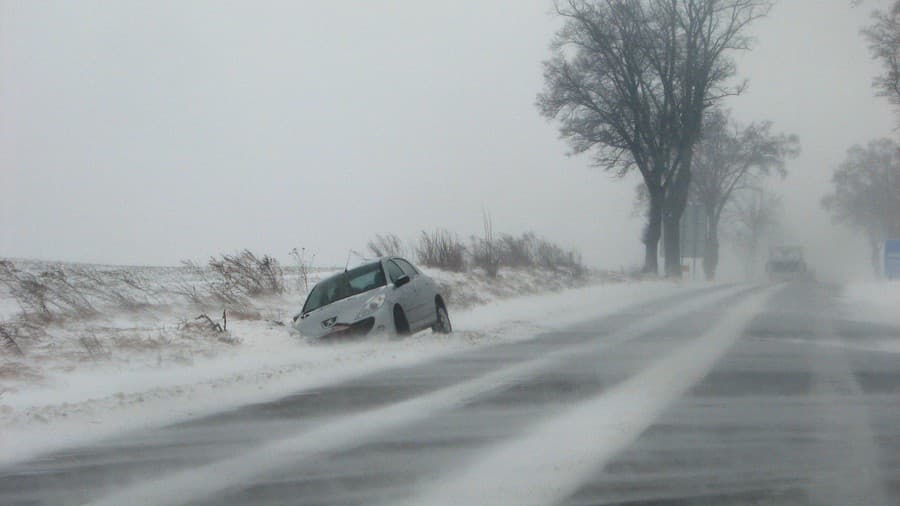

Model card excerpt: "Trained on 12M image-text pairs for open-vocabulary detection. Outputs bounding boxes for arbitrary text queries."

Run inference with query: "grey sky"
[0,1,895,277]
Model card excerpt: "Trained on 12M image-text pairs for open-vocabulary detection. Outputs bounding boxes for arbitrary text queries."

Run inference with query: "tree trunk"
[663,169,691,278]
[702,209,720,281]
[703,228,719,281]
[642,185,664,275]
[663,211,681,278]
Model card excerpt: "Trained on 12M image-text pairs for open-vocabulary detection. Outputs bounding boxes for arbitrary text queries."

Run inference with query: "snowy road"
[2,282,899,505]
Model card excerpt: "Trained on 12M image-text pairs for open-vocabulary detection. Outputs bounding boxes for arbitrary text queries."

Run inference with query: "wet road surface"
[2,282,898,505]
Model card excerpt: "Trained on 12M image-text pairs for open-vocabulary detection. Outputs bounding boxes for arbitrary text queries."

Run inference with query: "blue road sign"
[886,240,900,280]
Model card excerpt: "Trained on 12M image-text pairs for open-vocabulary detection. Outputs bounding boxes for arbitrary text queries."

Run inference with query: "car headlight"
[355,293,386,319]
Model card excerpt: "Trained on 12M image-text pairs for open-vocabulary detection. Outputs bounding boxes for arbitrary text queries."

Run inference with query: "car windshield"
[302,262,386,314]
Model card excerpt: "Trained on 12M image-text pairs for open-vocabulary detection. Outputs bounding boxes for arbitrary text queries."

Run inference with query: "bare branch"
[538,0,773,274]
[862,1,900,121]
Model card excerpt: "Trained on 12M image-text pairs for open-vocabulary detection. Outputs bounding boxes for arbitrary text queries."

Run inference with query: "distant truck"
[766,246,812,281]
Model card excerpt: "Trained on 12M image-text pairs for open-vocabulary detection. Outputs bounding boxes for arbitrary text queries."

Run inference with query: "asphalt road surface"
[2,282,898,505]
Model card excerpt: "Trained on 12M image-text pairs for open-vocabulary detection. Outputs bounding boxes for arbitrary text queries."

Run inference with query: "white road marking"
[87,285,750,506]
[407,286,778,506]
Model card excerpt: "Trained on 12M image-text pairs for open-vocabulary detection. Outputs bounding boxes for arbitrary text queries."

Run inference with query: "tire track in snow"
[86,285,752,506]
[405,286,779,506]
[808,296,891,506]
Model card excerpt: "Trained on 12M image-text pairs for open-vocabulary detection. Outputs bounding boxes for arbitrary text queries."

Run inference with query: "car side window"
[395,258,419,278]
[385,260,405,283]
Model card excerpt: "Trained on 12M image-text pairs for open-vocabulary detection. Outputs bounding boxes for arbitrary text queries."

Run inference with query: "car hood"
[292,286,387,338]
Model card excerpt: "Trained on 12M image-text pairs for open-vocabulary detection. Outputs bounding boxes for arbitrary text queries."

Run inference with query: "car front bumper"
[294,305,392,340]
[318,316,376,339]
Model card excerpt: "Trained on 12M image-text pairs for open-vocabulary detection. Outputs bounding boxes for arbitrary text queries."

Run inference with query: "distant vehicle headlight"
[355,293,386,319]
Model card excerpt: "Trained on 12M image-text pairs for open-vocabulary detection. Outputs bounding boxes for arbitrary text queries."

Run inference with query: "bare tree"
[728,186,783,279]
[367,234,406,258]
[538,0,771,276]
[499,233,538,267]
[691,108,799,279]
[289,247,316,293]
[0,261,98,322]
[416,230,467,272]
[0,324,25,357]
[863,1,900,119]
[178,250,285,309]
[822,138,900,276]
[471,209,501,278]
[206,250,284,298]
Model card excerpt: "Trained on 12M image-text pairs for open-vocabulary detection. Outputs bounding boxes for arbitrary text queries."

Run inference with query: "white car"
[291,257,452,339]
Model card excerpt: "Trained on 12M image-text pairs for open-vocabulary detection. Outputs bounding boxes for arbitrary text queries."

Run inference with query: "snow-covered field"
[842,281,900,327]
[0,258,688,465]
[840,281,900,354]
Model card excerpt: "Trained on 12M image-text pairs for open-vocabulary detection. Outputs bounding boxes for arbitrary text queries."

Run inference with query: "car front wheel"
[432,304,452,334]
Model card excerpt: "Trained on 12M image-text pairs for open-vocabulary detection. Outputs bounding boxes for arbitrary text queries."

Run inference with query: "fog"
[0,0,894,280]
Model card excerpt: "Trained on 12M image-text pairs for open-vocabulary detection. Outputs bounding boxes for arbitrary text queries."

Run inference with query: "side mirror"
[394,275,410,288]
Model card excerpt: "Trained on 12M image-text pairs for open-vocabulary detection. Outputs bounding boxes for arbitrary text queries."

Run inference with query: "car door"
[393,258,428,328]
[384,259,418,327]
